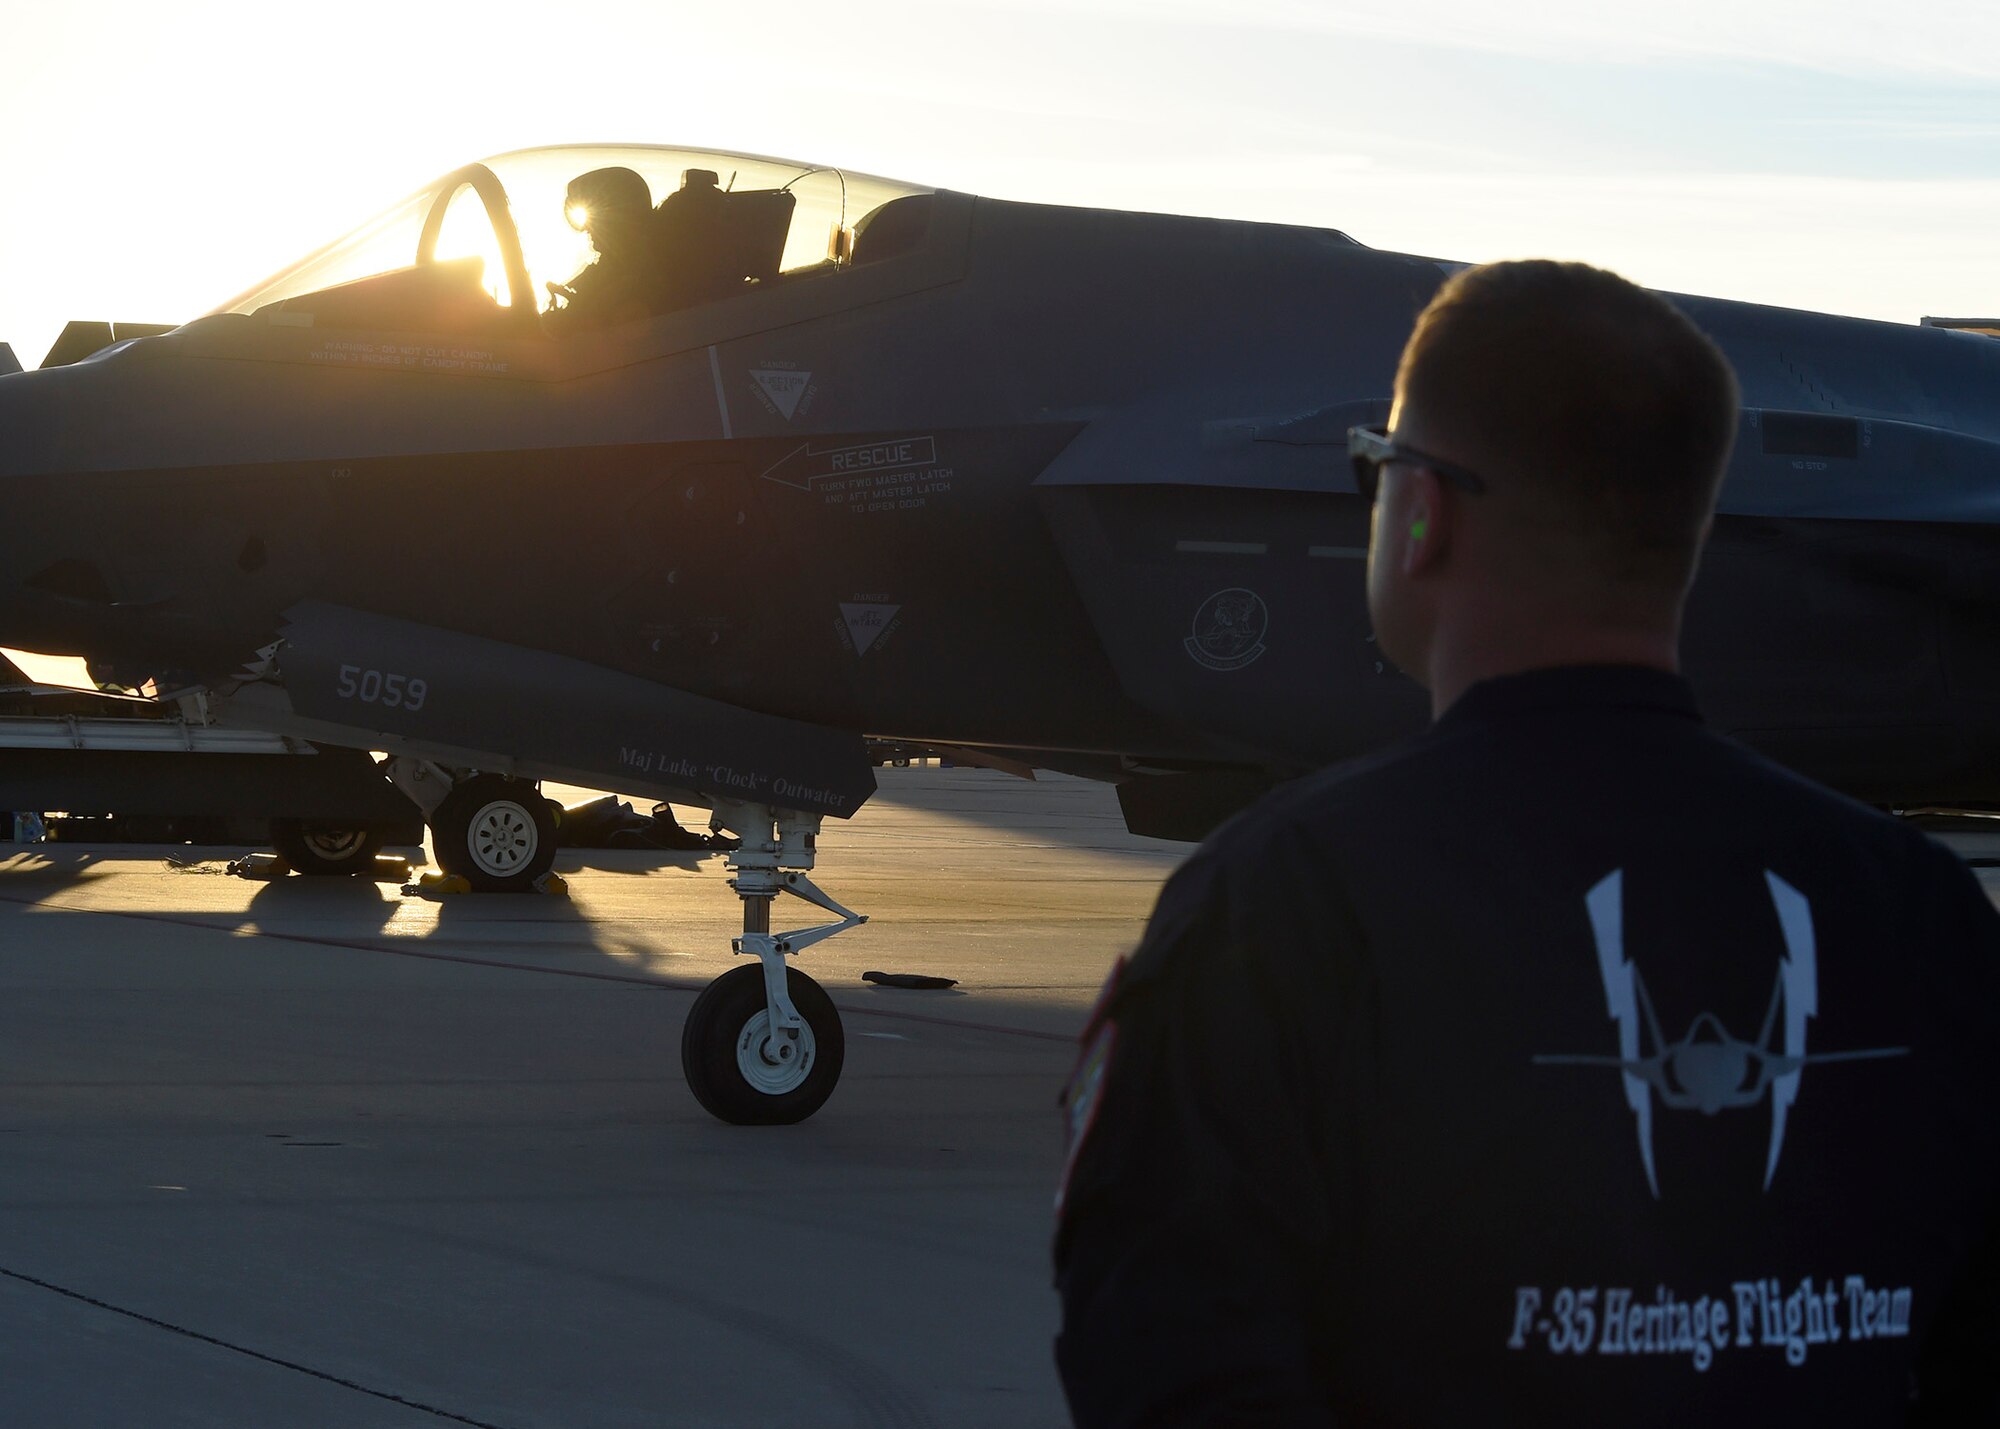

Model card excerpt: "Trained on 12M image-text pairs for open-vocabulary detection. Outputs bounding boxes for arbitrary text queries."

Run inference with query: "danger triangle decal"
[840,603,901,655]
[751,369,812,421]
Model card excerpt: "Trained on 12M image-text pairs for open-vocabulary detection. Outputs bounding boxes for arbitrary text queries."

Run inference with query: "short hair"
[1395,260,1740,592]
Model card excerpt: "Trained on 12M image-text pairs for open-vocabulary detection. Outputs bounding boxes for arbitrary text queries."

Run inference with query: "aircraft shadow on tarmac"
[0,771,1169,1063]
[0,845,628,967]
[539,847,716,876]
[240,871,405,934]
[865,770,1190,866]
[0,847,134,901]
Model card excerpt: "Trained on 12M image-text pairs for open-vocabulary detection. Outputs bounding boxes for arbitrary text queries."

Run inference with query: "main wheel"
[431,775,558,892]
[681,964,845,1124]
[271,820,385,876]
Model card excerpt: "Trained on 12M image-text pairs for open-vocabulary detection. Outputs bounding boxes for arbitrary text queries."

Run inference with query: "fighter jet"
[1,142,1996,1122]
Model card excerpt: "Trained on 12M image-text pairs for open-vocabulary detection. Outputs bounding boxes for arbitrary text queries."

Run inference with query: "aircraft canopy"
[212,145,934,334]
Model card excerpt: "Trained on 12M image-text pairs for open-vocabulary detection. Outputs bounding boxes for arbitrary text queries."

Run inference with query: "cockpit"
[212,145,936,338]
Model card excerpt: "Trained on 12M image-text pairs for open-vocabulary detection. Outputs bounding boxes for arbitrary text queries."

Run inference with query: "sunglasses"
[1346,425,1489,504]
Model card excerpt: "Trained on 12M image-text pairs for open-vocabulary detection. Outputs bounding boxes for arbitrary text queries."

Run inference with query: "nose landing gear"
[379,763,866,1123]
[679,801,866,1124]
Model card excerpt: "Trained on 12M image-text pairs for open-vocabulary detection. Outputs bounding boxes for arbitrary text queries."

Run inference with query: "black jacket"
[1055,666,2000,1426]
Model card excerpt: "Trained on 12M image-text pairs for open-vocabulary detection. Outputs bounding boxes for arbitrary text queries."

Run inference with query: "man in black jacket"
[1053,260,2000,1425]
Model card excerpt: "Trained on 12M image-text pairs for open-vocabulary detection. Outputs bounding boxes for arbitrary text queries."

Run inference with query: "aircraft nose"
[0,365,58,478]
[0,371,57,622]
[0,370,304,684]
[0,369,131,656]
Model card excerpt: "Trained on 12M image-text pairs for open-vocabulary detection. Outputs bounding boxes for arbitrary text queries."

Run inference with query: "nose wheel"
[679,801,867,1125]
[681,964,844,1123]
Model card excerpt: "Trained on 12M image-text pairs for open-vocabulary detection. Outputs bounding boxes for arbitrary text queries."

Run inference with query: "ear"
[1400,469,1452,577]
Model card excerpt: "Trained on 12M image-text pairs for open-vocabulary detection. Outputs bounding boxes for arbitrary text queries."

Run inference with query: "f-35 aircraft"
[1,143,1996,1122]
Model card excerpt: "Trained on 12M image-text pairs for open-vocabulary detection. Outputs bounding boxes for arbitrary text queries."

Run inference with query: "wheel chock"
[227,852,291,881]
[406,872,473,897]
[368,854,413,884]
[532,871,569,897]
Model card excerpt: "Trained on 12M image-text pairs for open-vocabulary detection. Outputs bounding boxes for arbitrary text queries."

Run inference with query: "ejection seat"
[648,170,797,312]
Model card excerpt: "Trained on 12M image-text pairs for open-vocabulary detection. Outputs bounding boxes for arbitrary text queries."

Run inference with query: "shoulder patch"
[1056,958,1128,1217]
[1055,1017,1118,1219]
[1079,955,1127,1041]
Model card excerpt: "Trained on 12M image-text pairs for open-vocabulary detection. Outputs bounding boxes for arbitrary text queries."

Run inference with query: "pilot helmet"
[564,167,652,233]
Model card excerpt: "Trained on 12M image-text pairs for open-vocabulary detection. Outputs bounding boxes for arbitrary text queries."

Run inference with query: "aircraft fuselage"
[3,185,1998,813]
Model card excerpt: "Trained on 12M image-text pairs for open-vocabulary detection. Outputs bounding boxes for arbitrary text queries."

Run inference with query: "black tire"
[431,775,558,892]
[270,820,385,876]
[681,964,844,1125]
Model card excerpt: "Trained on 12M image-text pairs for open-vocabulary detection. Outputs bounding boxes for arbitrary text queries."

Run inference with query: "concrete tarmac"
[0,768,1186,1429]
[8,770,1997,1429]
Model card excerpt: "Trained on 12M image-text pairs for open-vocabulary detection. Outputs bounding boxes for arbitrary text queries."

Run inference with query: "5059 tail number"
[336,664,429,713]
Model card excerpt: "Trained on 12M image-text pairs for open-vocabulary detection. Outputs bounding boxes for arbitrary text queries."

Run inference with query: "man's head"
[564,167,652,257]
[1363,259,1740,703]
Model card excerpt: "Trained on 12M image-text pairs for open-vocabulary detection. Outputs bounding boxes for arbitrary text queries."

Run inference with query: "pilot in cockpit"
[543,166,654,331]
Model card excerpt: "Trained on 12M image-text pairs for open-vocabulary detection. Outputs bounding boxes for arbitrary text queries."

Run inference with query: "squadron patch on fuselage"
[1184,588,1269,672]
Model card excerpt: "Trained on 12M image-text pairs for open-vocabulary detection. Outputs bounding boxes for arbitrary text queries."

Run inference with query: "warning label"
[759,437,953,513]
[821,466,954,513]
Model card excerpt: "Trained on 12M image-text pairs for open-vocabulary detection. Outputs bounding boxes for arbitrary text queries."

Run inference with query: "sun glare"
[0,647,99,692]
[434,186,515,307]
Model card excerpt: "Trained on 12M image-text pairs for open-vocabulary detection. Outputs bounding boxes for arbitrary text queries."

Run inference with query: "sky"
[1,0,1995,370]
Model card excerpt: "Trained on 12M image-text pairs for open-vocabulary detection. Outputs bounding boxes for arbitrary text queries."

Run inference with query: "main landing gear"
[274,762,559,890]
[269,819,386,875]
[384,759,561,893]
[680,800,867,1124]
[430,772,559,892]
